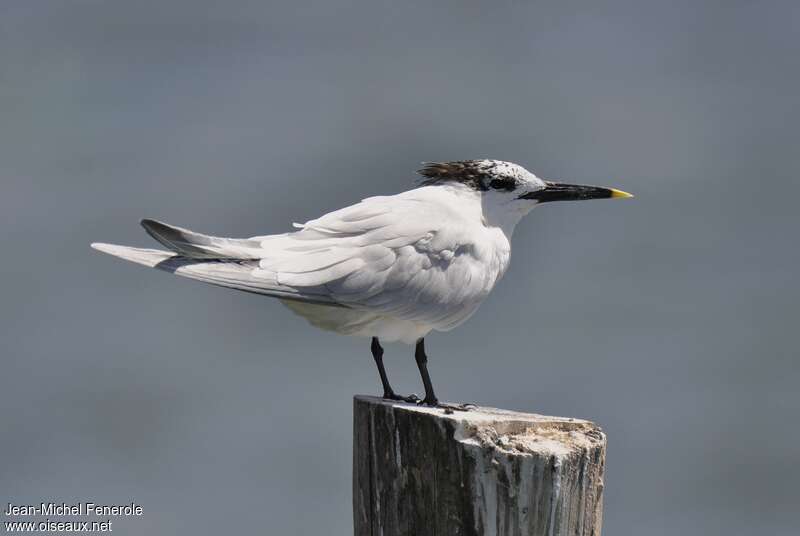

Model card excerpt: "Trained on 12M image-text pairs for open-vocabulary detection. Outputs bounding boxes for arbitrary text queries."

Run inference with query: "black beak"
[519,182,633,203]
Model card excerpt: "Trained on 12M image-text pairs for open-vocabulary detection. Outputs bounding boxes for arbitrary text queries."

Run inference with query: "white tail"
[90,242,342,306]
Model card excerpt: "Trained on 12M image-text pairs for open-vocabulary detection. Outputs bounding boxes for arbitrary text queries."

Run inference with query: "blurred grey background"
[1,1,798,534]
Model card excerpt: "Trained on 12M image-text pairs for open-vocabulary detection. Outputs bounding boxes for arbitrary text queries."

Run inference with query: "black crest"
[417,160,496,191]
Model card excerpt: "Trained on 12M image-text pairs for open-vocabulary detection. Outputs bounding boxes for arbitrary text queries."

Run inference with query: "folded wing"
[252,191,493,328]
[93,189,494,329]
[90,243,342,306]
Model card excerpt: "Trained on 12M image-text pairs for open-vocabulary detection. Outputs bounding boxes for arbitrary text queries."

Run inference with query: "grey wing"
[140,219,264,259]
[93,193,489,326]
[253,194,492,328]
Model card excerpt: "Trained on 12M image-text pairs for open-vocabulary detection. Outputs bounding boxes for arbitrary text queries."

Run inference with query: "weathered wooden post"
[353,395,606,536]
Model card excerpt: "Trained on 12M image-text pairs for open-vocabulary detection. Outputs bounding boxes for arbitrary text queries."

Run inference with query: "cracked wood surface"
[353,395,606,536]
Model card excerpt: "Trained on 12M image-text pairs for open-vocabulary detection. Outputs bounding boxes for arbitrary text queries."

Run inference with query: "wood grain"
[353,396,606,536]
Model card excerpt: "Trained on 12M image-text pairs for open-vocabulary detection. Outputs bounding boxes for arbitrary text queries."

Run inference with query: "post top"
[354,395,605,459]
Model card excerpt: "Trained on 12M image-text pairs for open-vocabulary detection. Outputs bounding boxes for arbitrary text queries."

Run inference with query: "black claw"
[383,392,421,403]
[419,396,439,407]
[418,400,475,412]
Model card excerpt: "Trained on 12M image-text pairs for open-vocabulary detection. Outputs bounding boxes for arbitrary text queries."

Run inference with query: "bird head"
[418,159,632,213]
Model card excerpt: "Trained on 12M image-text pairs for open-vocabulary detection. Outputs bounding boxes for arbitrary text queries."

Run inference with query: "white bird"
[92,160,632,406]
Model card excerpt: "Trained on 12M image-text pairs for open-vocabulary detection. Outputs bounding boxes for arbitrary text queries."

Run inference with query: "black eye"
[490,178,515,191]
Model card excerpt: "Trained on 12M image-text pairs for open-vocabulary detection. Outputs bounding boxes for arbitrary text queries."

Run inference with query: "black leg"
[414,338,439,406]
[370,338,419,403]
[371,337,397,399]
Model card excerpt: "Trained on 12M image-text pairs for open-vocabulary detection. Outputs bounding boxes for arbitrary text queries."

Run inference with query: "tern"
[92,160,632,406]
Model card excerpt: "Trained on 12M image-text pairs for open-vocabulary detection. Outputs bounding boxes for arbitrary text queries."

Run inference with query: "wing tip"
[140,218,168,235]
[90,242,175,268]
[90,242,116,254]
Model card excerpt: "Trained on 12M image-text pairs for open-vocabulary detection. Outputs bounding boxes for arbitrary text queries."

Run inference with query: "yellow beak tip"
[610,188,634,199]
